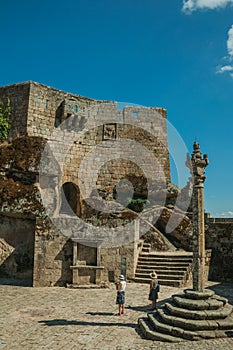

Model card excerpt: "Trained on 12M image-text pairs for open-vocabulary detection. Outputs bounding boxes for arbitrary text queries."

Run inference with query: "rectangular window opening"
[121,257,126,278]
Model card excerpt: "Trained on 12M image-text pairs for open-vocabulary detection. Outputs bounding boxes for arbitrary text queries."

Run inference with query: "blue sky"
[0,0,233,217]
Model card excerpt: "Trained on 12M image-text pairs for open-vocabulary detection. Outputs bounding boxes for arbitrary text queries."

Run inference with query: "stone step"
[139,252,193,257]
[147,313,200,341]
[135,273,184,280]
[165,302,233,320]
[135,247,193,287]
[183,290,228,305]
[137,262,192,269]
[136,268,185,275]
[217,313,233,329]
[173,295,225,311]
[196,329,233,339]
[144,251,193,256]
[142,243,151,248]
[147,313,233,340]
[212,294,228,305]
[134,277,183,287]
[138,257,192,263]
[142,248,150,253]
[184,289,215,300]
[156,308,220,331]
[136,265,188,271]
[138,253,193,263]
[138,317,185,342]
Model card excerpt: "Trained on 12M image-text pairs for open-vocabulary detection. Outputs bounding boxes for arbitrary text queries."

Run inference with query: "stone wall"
[0,215,35,279]
[33,218,73,287]
[0,81,173,287]
[205,215,233,281]
[100,241,142,282]
[27,81,100,138]
[0,137,148,286]
[0,81,171,202]
[45,105,170,207]
[0,82,30,138]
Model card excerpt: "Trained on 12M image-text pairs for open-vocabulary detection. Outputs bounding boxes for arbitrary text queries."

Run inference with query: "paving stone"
[0,279,233,349]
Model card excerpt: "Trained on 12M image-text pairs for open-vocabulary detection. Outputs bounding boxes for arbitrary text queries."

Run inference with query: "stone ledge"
[70,265,105,270]
[165,302,232,320]
[66,282,110,289]
[173,295,224,310]
[147,313,200,341]
[217,314,233,330]
[184,289,215,299]
[156,308,219,331]
[138,317,185,342]
[212,294,228,305]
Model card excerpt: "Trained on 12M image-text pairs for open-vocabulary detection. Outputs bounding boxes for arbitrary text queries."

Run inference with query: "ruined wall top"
[0,81,167,139]
[0,81,171,185]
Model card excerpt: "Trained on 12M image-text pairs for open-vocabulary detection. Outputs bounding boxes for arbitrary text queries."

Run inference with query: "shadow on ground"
[126,297,173,312]
[0,277,32,287]
[207,282,233,305]
[86,312,115,316]
[39,319,136,328]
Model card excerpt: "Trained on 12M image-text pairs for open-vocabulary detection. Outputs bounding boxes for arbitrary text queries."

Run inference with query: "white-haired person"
[148,270,160,310]
[115,274,126,316]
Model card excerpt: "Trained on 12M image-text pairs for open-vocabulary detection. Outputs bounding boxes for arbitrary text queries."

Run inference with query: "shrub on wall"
[0,98,11,140]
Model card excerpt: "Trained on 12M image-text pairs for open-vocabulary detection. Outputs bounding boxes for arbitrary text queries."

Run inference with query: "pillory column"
[188,141,209,291]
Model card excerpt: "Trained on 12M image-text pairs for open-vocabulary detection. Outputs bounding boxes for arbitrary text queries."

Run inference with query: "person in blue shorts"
[115,274,126,316]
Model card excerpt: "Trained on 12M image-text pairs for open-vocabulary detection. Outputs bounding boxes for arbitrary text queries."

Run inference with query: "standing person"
[148,270,159,311]
[115,274,126,316]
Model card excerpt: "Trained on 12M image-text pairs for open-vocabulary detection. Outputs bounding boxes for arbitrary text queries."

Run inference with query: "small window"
[132,112,138,117]
[46,99,49,109]
[74,105,78,113]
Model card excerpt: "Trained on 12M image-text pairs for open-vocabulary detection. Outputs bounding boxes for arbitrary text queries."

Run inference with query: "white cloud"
[216,65,233,73]
[182,0,233,13]
[181,2,233,78]
[217,26,233,75]
[227,25,233,57]
[213,211,233,217]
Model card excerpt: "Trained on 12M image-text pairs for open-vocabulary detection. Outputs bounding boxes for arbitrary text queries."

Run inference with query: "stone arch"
[60,182,81,216]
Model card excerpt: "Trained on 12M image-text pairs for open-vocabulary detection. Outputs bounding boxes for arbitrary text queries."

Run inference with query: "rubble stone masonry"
[205,215,233,281]
[0,81,171,286]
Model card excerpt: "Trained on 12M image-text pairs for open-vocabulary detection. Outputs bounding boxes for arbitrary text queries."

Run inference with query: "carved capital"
[190,142,209,184]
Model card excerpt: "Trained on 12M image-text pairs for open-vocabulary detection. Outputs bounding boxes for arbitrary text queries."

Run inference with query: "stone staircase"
[134,243,193,287]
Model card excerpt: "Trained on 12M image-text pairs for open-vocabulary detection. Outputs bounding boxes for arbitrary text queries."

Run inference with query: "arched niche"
[60,182,81,216]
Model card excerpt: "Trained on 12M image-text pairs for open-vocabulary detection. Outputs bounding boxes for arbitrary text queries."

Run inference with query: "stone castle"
[0,81,232,287]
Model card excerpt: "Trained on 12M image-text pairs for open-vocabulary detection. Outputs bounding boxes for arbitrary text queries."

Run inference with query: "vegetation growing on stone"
[0,98,11,140]
[127,197,149,212]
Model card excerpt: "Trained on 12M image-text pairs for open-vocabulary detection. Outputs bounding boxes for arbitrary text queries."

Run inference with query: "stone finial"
[191,141,209,185]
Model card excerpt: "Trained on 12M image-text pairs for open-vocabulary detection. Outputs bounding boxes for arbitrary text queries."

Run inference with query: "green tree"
[0,98,11,139]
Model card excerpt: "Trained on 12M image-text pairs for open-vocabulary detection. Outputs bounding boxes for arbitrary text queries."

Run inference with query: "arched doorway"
[60,182,81,216]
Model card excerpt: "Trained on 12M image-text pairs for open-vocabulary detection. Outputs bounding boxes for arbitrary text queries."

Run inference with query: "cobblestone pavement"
[0,279,233,350]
